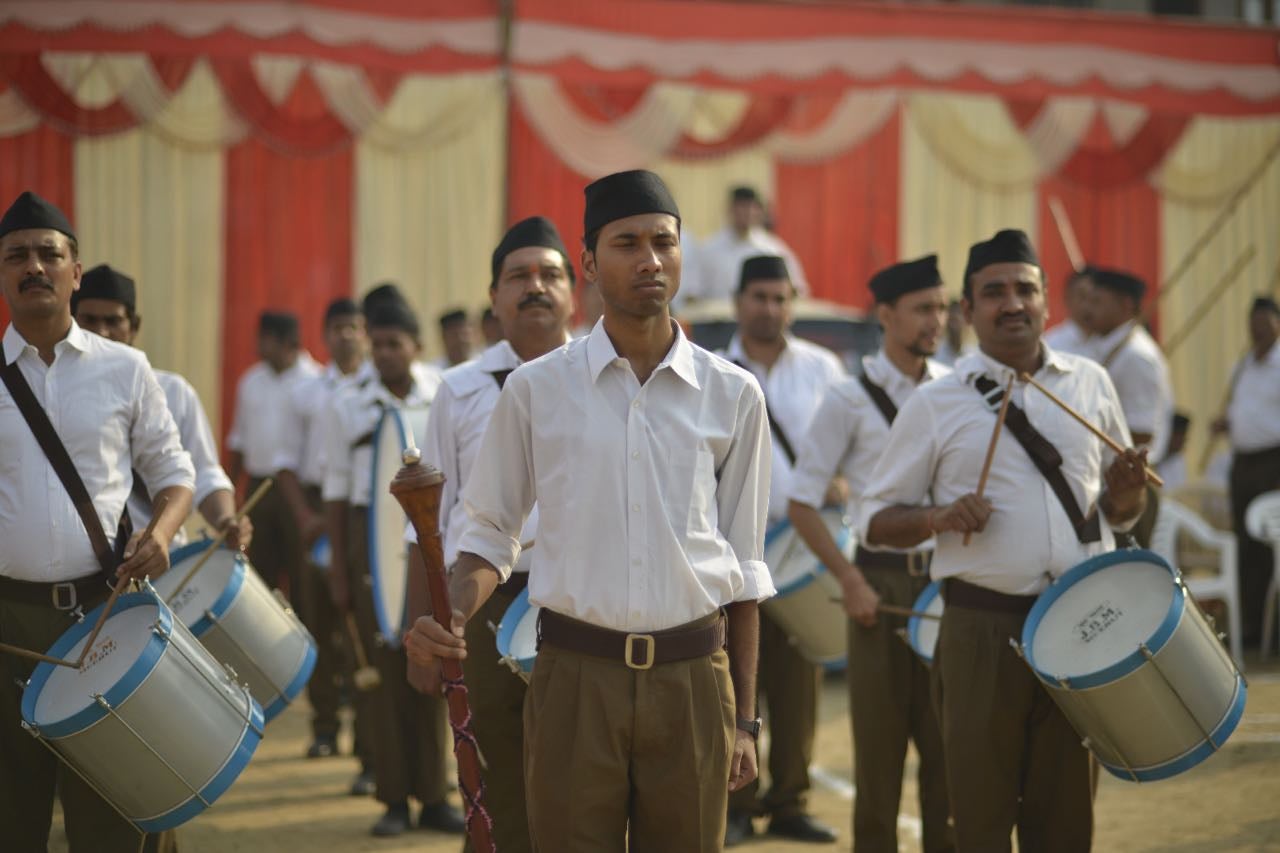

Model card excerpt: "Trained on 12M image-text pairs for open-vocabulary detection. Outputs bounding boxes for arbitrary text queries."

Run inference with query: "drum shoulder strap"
[730,359,796,466]
[0,359,128,575]
[857,372,898,426]
[972,375,1101,544]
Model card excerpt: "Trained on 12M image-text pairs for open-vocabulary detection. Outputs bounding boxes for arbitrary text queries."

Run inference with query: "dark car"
[680,298,881,371]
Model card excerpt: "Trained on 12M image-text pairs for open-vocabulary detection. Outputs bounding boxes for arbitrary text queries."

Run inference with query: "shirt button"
[632,401,640,409]
[632,504,640,512]
[631,451,639,459]
[632,558,641,566]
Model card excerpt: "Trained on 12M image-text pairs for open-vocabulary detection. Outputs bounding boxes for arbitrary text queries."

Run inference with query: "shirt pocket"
[665,446,718,535]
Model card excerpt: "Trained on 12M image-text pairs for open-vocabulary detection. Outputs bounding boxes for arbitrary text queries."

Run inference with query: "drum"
[309,533,331,571]
[21,588,263,832]
[152,540,316,723]
[368,406,429,647]
[904,581,944,666]
[1020,549,1246,782]
[495,586,539,681]
[760,508,852,665]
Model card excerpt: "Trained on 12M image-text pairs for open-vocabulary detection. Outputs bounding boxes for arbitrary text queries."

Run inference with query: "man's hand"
[405,609,468,668]
[823,476,850,508]
[728,730,759,792]
[839,570,880,628]
[217,515,253,552]
[1103,447,1149,519]
[117,528,170,582]
[932,494,994,535]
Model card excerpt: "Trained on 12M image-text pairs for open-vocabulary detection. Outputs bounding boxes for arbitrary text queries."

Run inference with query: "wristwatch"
[736,717,762,740]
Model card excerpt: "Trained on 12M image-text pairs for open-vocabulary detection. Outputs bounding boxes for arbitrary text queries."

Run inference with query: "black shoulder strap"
[857,373,898,426]
[490,369,514,390]
[973,376,1101,544]
[731,359,796,465]
[1,359,129,574]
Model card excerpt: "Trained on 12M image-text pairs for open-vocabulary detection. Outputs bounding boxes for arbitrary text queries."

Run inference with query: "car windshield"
[689,317,882,372]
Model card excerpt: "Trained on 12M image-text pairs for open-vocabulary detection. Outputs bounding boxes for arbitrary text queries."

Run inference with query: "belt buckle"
[907,553,929,578]
[624,633,655,670]
[51,582,77,611]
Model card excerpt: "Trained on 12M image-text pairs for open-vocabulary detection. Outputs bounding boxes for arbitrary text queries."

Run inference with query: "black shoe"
[306,735,338,759]
[349,769,376,797]
[767,813,838,843]
[725,810,755,847]
[371,803,410,837]
[417,800,466,834]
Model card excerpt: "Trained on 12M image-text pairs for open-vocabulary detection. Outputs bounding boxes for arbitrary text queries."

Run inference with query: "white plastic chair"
[1245,491,1280,660]
[1148,499,1244,669]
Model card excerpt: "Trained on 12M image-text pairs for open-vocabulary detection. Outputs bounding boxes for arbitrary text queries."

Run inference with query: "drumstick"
[965,374,1015,546]
[345,613,382,692]
[1048,196,1085,273]
[0,641,78,668]
[77,495,169,668]
[165,478,273,604]
[825,598,942,622]
[519,539,534,552]
[1020,374,1164,487]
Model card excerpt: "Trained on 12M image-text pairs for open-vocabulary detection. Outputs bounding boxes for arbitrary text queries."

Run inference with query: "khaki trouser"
[849,568,953,853]
[462,587,532,853]
[523,614,735,852]
[932,603,1092,853]
[728,610,819,819]
[0,593,144,853]
[348,507,450,806]
[246,476,302,599]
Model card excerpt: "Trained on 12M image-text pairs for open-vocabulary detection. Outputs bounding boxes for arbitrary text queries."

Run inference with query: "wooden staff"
[1048,196,1086,273]
[1020,374,1164,487]
[165,478,273,604]
[390,449,495,853]
[1161,244,1256,356]
[965,374,1015,546]
[77,495,168,667]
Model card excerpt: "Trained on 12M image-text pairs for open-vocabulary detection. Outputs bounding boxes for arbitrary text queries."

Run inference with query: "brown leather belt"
[942,578,1037,616]
[855,546,931,577]
[538,609,726,670]
[0,569,113,611]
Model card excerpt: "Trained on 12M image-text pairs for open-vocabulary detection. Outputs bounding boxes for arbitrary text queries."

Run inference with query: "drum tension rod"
[1139,642,1218,750]
[24,718,143,837]
[1057,676,1138,783]
[204,608,291,706]
[156,614,266,739]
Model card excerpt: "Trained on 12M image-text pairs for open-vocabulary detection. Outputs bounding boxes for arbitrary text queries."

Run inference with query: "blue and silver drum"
[495,587,540,680]
[760,508,852,665]
[905,581,944,666]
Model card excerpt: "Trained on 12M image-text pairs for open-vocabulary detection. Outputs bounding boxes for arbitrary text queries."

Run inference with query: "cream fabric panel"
[73,128,226,431]
[1159,119,1280,476]
[900,94,1038,297]
[354,73,507,362]
[653,149,775,243]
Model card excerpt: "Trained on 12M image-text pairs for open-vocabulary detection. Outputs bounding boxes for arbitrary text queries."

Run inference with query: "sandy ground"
[50,659,1280,853]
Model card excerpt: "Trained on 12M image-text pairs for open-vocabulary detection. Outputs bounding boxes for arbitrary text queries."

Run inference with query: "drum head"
[368,407,429,647]
[495,588,539,672]
[153,542,243,633]
[764,508,851,594]
[1024,550,1181,686]
[908,581,944,664]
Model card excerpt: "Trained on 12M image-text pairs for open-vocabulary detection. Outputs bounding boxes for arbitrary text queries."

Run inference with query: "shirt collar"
[476,339,524,372]
[955,341,1074,385]
[2,320,89,365]
[865,348,945,387]
[586,318,701,390]
[724,333,793,371]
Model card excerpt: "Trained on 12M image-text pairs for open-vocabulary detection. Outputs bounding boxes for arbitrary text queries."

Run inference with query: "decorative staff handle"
[389,448,495,853]
[965,375,1015,546]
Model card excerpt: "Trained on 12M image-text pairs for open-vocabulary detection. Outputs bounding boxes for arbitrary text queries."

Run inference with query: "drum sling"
[731,360,797,465]
[858,373,899,426]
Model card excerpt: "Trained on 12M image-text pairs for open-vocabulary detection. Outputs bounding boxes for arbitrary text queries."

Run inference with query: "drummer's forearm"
[864,505,934,550]
[787,500,863,585]
[198,490,237,531]
[152,485,193,544]
[449,552,503,623]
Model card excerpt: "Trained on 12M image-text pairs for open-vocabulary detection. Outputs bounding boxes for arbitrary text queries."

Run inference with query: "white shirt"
[860,346,1133,596]
[1,323,194,582]
[1227,342,1280,453]
[414,340,542,570]
[790,351,950,554]
[1091,323,1173,463]
[321,362,441,507]
[721,334,845,521]
[127,370,233,546]
[685,225,809,303]
[225,354,321,478]
[274,360,374,487]
[1042,319,1091,355]
[456,319,776,632]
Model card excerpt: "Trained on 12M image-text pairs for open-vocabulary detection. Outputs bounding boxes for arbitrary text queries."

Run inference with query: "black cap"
[259,311,300,340]
[1251,295,1279,316]
[583,170,680,238]
[1090,268,1146,303]
[964,229,1040,286]
[73,265,136,316]
[438,308,468,329]
[362,282,408,316]
[367,300,420,338]
[738,255,790,293]
[869,255,942,304]
[0,191,76,243]
[492,216,573,286]
[731,186,761,204]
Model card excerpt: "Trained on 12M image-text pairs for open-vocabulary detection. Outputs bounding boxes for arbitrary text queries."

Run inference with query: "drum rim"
[21,592,171,738]
[495,586,536,671]
[368,407,409,649]
[261,640,318,723]
[907,580,942,662]
[1021,548,1183,690]
[164,540,246,637]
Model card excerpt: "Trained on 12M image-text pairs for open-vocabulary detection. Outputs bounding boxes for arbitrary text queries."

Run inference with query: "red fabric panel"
[220,136,353,441]
[1037,177,1162,338]
[0,124,75,330]
[671,94,795,157]
[772,109,901,313]
[1057,112,1189,189]
[0,56,139,136]
[210,59,354,157]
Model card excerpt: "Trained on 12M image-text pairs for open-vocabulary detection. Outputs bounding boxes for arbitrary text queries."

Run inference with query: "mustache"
[518,294,553,310]
[997,313,1030,325]
[20,275,53,292]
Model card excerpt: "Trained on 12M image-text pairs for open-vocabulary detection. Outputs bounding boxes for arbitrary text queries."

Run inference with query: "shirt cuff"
[455,522,516,583]
[736,559,776,603]
[146,468,195,497]
[194,468,234,508]
[271,450,301,475]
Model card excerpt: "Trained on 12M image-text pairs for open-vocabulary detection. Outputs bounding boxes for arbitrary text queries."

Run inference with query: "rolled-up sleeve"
[858,392,938,543]
[717,380,775,602]
[456,377,535,582]
[131,363,194,496]
[789,384,857,510]
[173,377,232,505]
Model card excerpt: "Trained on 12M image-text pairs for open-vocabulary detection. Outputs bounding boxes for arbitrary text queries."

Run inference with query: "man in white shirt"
[787,255,953,853]
[685,186,808,304]
[405,169,775,851]
[321,300,460,838]
[720,255,842,846]
[1042,267,1094,355]
[862,229,1149,853]
[225,311,320,595]
[434,308,475,369]
[272,297,373,767]
[0,191,195,853]
[1213,296,1280,649]
[1086,268,1174,464]
[404,216,575,853]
